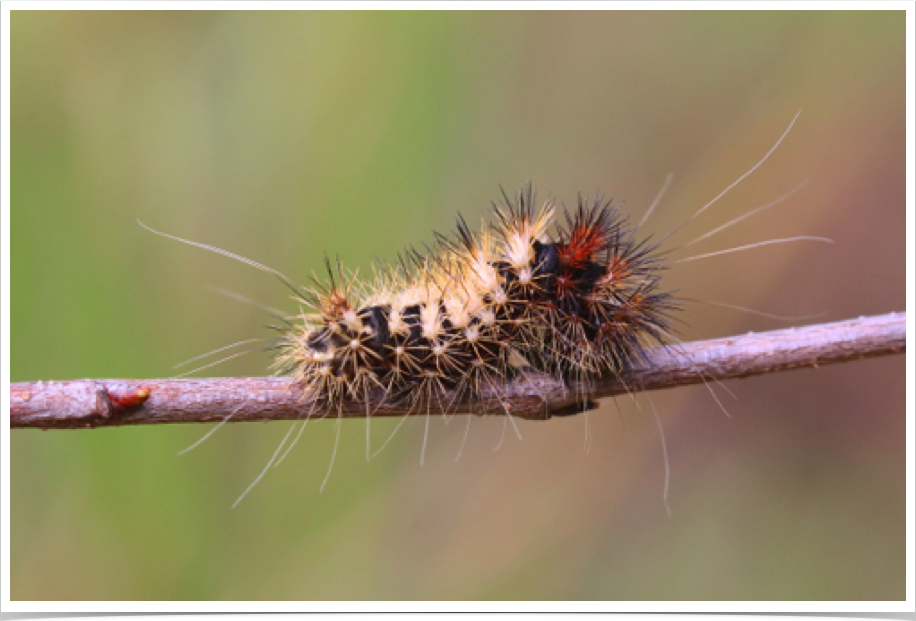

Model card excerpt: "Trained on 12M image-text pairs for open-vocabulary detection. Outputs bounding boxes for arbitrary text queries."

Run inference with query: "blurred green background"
[11,11,905,600]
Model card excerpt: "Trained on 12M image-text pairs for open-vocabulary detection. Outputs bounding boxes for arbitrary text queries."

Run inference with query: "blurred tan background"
[11,11,905,600]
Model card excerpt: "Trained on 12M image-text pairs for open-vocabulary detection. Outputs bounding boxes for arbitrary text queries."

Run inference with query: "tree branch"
[10,312,906,430]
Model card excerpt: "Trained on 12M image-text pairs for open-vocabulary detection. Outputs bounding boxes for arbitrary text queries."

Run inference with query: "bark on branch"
[9,312,906,430]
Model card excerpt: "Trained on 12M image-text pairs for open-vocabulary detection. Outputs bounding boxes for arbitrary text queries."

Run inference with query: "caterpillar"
[274,187,675,417]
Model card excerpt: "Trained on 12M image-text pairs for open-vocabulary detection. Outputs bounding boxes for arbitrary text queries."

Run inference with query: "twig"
[9,312,906,430]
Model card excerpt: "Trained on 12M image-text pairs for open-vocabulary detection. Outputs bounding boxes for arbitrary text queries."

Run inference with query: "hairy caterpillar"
[276,187,674,415]
[145,111,830,504]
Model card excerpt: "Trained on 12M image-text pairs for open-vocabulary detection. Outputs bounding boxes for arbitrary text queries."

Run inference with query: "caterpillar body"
[274,187,675,417]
